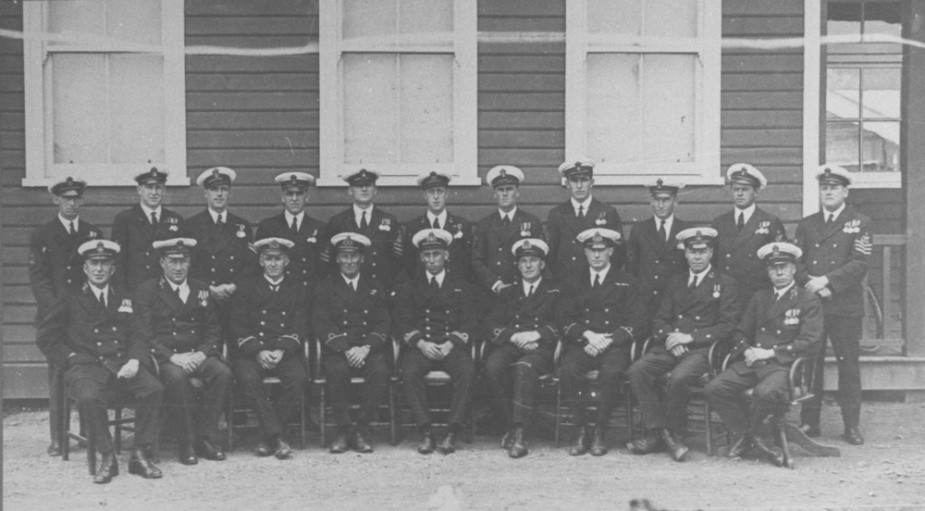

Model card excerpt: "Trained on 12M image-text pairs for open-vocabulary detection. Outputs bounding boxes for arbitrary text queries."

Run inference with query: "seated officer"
[37,240,163,484]
[484,238,564,459]
[705,242,824,467]
[230,237,310,460]
[133,238,232,465]
[627,228,740,461]
[393,229,478,455]
[559,228,644,457]
[313,233,391,454]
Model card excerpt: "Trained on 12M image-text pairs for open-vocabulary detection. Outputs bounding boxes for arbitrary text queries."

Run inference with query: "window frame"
[317,0,478,187]
[21,0,188,188]
[564,0,722,186]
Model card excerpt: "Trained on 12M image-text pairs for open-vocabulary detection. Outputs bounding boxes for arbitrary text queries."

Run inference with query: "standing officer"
[559,228,643,456]
[484,238,563,458]
[471,165,544,298]
[711,163,786,304]
[29,176,103,456]
[112,167,185,290]
[230,238,310,460]
[393,229,478,455]
[255,172,327,294]
[185,167,256,344]
[323,169,403,291]
[625,179,690,339]
[795,165,871,445]
[133,238,232,465]
[626,228,740,461]
[37,240,163,483]
[705,242,824,467]
[403,171,473,282]
[546,160,622,281]
[313,233,391,454]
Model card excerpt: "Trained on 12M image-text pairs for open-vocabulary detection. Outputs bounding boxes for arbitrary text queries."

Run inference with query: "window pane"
[645,0,697,38]
[587,54,641,163]
[109,55,164,164]
[49,1,105,36]
[107,0,161,45]
[864,1,901,37]
[344,0,397,39]
[827,2,862,37]
[52,54,108,164]
[588,0,642,35]
[400,55,453,164]
[588,0,696,37]
[400,0,452,35]
[642,55,695,162]
[344,54,398,164]
[826,121,860,171]
[826,68,860,120]
[861,121,900,172]
[861,68,900,119]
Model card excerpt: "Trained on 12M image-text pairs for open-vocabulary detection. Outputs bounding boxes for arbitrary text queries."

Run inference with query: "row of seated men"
[30,160,871,484]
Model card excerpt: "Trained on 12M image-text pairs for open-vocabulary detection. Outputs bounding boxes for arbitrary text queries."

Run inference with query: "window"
[565,0,722,185]
[824,0,902,188]
[21,0,187,187]
[318,0,477,187]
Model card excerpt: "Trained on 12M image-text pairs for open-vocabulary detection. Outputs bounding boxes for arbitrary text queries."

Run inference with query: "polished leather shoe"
[47,441,62,457]
[93,452,118,484]
[661,429,689,462]
[799,423,821,438]
[590,428,608,456]
[627,431,664,455]
[128,447,162,479]
[329,432,349,454]
[274,437,293,460]
[254,439,272,457]
[196,437,226,461]
[178,441,199,465]
[568,426,592,456]
[508,426,528,459]
[418,431,436,455]
[726,434,751,459]
[842,427,865,445]
[437,432,457,455]
[752,436,784,467]
[353,430,374,454]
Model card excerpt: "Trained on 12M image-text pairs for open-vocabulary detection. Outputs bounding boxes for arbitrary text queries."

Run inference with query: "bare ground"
[3,401,925,511]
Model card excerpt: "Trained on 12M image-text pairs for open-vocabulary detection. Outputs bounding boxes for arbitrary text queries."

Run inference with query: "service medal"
[236,224,246,238]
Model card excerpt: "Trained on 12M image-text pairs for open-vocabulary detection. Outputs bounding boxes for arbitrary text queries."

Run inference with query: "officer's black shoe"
[93,451,118,484]
[274,437,293,460]
[353,429,374,453]
[627,430,664,455]
[196,437,226,461]
[752,436,785,467]
[568,426,592,456]
[178,441,199,465]
[418,431,436,455]
[47,440,62,457]
[508,426,528,459]
[144,444,160,464]
[590,427,608,456]
[661,429,689,462]
[798,423,821,438]
[128,447,162,479]
[726,434,751,459]
[329,432,349,454]
[842,427,864,445]
[436,432,457,455]
[254,438,272,457]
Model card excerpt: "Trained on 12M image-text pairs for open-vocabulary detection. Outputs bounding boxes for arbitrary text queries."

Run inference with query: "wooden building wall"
[0,0,808,398]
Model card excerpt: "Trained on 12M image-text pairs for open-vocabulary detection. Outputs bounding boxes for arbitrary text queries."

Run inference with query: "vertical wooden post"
[903,1,925,356]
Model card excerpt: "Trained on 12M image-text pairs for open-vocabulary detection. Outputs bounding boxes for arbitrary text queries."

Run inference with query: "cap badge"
[65,177,74,185]
[772,245,781,256]
[149,167,158,177]
[343,237,355,247]
[269,240,280,249]
[522,241,532,250]
[656,178,663,187]
[212,168,220,178]
[592,233,603,243]
[426,232,438,243]
[95,241,105,253]
[499,169,507,177]
[290,175,298,184]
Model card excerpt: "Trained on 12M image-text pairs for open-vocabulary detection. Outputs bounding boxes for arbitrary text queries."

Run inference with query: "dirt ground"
[3,401,925,511]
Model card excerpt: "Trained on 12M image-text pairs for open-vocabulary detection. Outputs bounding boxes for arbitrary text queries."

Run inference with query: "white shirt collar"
[284,210,305,230]
[427,210,448,229]
[775,281,796,300]
[824,202,846,222]
[91,284,109,303]
[341,273,359,288]
[140,203,162,221]
[689,265,712,285]
[523,277,542,295]
[58,214,79,232]
[590,265,610,286]
[428,270,446,287]
[571,196,593,215]
[264,275,284,287]
[353,204,373,226]
[208,208,226,224]
[499,207,518,222]
[735,203,756,225]
[167,279,189,292]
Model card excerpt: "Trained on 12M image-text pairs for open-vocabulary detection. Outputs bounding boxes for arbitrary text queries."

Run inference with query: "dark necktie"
[290,216,298,234]
[657,220,666,247]
[689,275,699,289]
[175,286,184,303]
[429,277,440,290]
[216,214,224,228]
[98,291,106,308]
[737,212,745,231]
[151,212,158,230]
[577,205,584,219]
[432,217,440,230]
[593,274,601,288]
[360,211,368,230]
[350,280,356,292]
[527,284,534,297]
[825,214,833,227]
[501,215,510,227]
[69,221,76,237]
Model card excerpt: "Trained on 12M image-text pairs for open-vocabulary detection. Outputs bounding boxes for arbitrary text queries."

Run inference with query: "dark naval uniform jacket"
[29,217,103,324]
[254,212,327,291]
[711,207,786,302]
[111,205,185,289]
[312,273,391,353]
[794,207,872,317]
[37,283,147,378]
[625,216,690,312]
[486,278,564,353]
[230,275,308,358]
[132,276,221,363]
[728,284,824,377]
[185,209,257,287]
[393,272,480,348]
[323,207,403,290]
[471,209,544,292]
[651,269,741,352]
[561,267,643,350]
[403,213,474,282]
[546,198,622,279]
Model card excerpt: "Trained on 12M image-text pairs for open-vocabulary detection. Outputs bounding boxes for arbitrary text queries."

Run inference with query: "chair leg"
[300,392,307,450]
[776,419,795,469]
[87,436,97,476]
[113,408,122,454]
[554,383,561,448]
[624,386,634,441]
[388,380,398,446]
[319,386,327,449]
[466,405,473,443]
[226,391,234,452]
[705,401,714,456]
[61,398,71,462]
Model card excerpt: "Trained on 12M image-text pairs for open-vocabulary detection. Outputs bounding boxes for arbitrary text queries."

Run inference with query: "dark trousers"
[158,356,231,442]
[628,348,709,433]
[801,315,863,429]
[705,364,789,438]
[484,343,554,426]
[323,350,389,428]
[401,346,474,428]
[232,355,309,438]
[48,361,63,444]
[66,364,163,453]
[560,345,632,427]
